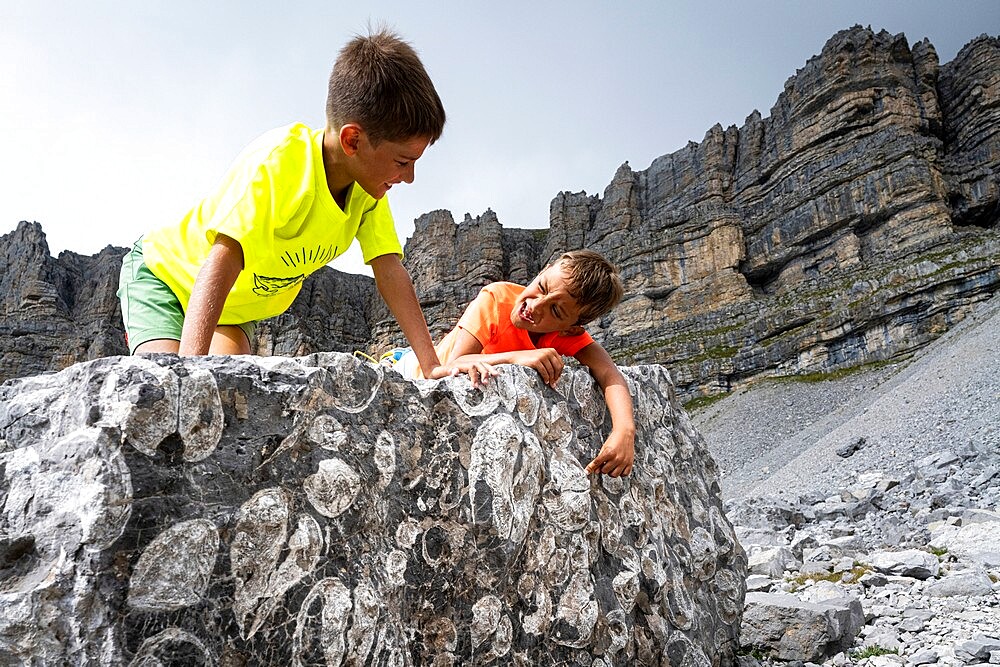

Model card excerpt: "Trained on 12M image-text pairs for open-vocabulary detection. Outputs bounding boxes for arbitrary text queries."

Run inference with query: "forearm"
[446,351,522,369]
[603,381,636,436]
[179,235,243,356]
[584,353,636,477]
[577,343,635,433]
[179,291,226,355]
[372,255,441,373]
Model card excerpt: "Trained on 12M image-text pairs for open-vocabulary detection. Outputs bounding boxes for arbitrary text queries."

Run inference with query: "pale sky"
[2,1,996,275]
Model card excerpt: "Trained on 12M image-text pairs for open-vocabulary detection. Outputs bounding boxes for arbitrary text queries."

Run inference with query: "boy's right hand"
[427,360,498,388]
[510,348,564,388]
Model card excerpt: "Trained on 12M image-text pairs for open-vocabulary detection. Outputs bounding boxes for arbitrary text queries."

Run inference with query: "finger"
[588,453,608,474]
[470,366,481,388]
[546,359,559,386]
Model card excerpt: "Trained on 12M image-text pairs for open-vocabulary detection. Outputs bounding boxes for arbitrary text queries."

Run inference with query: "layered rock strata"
[2,27,998,402]
[0,222,128,383]
[542,28,1000,401]
[0,223,384,384]
[0,354,745,665]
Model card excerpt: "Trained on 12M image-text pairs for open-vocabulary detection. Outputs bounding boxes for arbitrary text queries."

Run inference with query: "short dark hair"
[556,250,624,325]
[326,29,446,145]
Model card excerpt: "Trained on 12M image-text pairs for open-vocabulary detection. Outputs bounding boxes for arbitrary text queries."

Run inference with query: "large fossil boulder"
[0,354,745,665]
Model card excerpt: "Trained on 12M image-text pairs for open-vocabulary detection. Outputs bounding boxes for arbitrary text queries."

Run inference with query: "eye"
[395,160,409,167]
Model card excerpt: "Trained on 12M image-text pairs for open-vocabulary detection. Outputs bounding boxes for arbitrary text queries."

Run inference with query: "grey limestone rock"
[0,353,745,665]
[922,569,995,597]
[956,636,1000,664]
[868,550,941,580]
[740,592,864,662]
[929,522,1000,568]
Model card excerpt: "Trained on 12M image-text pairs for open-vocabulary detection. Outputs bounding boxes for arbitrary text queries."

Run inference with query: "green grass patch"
[686,345,740,364]
[768,358,901,384]
[928,545,948,557]
[683,393,730,412]
[617,322,745,359]
[851,645,899,660]
[786,564,872,591]
[736,645,769,660]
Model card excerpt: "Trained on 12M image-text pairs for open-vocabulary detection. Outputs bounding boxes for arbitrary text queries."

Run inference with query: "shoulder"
[236,123,316,169]
[253,122,314,149]
[479,282,524,301]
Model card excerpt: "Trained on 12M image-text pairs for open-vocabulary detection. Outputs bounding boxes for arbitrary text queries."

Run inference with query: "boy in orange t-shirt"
[396,250,634,477]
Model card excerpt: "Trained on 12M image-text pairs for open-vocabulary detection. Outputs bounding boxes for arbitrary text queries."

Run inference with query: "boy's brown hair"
[326,29,446,145]
[556,249,624,325]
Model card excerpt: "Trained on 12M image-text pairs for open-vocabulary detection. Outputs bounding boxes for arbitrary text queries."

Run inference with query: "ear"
[339,124,363,156]
[559,325,586,337]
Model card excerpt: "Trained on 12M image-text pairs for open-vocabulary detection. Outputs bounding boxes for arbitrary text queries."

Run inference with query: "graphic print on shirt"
[253,273,304,296]
[279,244,338,269]
[252,244,338,297]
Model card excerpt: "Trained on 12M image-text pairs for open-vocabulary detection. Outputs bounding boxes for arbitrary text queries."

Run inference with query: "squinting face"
[352,134,430,199]
[510,262,583,333]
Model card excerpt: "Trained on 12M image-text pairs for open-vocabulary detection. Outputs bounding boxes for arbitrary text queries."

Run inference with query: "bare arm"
[179,234,244,356]
[442,328,568,388]
[370,254,442,377]
[574,342,635,477]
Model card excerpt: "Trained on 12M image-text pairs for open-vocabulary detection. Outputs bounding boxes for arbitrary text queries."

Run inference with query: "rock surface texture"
[728,442,1000,666]
[1,27,998,401]
[693,293,1000,665]
[0,354,745,665]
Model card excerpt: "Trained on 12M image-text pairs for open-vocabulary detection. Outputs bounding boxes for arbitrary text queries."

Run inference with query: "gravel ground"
[692,293,1000,501]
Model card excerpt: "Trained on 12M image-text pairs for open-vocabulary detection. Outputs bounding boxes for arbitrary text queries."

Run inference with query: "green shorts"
[117,238,255,354]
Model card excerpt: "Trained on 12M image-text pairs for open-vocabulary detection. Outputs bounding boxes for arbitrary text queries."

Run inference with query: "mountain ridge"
[1,26,997,399]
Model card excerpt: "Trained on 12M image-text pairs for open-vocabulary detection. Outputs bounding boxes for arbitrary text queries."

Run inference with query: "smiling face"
[510,262,584,334]
[355,133,430,199]
[344,129,430,200]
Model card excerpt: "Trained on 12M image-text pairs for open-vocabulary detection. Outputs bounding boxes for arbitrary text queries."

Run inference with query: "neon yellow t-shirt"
[142,123,401,324]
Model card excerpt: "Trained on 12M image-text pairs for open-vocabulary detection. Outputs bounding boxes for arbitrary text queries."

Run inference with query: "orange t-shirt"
[434,282,594,365]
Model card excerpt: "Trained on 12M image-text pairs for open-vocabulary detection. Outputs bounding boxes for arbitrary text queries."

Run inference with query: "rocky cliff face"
[1,27,998,401]
[0,224,380,383]
[0,354,744,665]
[542,28,1000,400]
[0,222,127,383]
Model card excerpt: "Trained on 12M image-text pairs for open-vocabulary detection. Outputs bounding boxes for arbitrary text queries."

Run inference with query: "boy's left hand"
[586,428,635,477]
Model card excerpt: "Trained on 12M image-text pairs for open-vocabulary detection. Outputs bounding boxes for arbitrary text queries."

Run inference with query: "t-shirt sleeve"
[551,330,595,357]
[455,286,500,348]
[203,132,312,252]
[357,198,403,264]
[205,165,272,251]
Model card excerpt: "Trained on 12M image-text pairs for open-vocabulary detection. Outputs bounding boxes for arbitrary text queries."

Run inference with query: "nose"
[402,162,415,184]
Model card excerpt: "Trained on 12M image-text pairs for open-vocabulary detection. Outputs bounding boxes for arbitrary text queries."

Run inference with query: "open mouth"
[519,301,534,324]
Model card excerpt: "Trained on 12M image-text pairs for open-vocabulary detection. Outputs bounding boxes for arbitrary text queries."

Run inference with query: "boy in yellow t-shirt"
[117,29,449,378]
